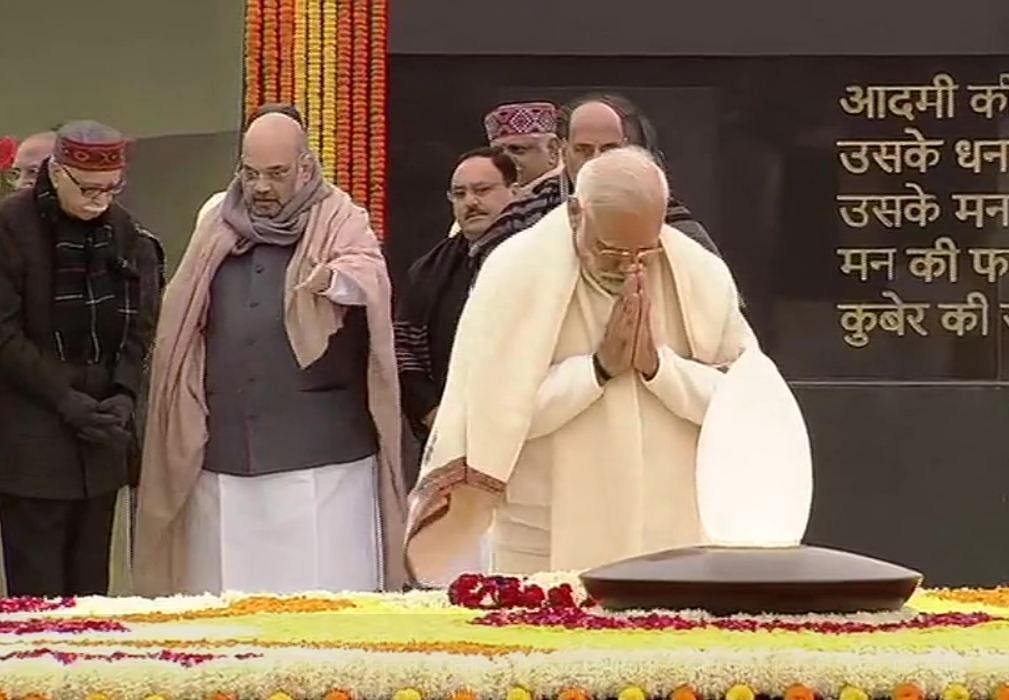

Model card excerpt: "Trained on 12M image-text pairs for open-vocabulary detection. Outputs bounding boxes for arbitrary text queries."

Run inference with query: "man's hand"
[596,270,641,380]
[98,394,134,426]
[296,260,333,295]
[58,390,118,431]
[632,268,659,380]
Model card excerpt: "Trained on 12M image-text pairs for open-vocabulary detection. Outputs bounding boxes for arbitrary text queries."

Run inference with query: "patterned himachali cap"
[55,136,127,172]
[483,102,558,141]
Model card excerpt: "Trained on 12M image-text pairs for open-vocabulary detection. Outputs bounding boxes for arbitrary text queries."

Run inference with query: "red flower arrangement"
[473,607,997,634]
[0,596,76,615]
[448,573,588,610]
[0,136,16,170]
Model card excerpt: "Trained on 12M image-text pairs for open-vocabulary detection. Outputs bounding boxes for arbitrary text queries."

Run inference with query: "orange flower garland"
[278,0,296,102]
[368,0,387,234]
[293,0,307,110]
[243,0,390,237]
[334,0,353,189]
[244,0,263,120]
[349,0,370,207]
[261,0,279,102]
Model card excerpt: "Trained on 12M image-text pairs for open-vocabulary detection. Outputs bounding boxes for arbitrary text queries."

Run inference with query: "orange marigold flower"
[559,689,590,700]
[994,684,1009,700]
[671,687,698,700]
[208,693,236,700]
[453,691,479,700]
[325,692,352,700]
[894,684,925,700]
[786,685,816,700]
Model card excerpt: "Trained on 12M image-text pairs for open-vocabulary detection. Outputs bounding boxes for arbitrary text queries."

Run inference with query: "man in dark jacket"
[0,120,163,596]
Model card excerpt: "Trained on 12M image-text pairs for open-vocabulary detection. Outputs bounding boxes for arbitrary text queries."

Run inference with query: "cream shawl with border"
[405,204,753,582]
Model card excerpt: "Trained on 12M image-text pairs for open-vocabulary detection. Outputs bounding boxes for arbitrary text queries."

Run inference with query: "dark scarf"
[36,161,135,367]
[394,234,476,437]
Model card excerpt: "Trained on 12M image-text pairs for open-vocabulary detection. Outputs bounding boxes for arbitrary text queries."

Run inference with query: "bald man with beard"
[135,113,406,596]
[407,147,755,582]
[463,95,722,273]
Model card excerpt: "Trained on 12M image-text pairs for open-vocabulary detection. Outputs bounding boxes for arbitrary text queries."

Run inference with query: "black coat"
[0,188,163,499]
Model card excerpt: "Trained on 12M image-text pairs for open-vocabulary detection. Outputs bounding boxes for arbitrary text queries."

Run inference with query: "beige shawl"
[406,205,750,582]
[134,188,406,595]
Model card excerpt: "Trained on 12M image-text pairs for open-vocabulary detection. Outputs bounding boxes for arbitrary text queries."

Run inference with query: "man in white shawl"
[406,146,756,581]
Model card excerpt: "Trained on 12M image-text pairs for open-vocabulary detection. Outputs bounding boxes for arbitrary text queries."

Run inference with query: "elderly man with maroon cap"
[0,120,164,596]
[484,101,562,195]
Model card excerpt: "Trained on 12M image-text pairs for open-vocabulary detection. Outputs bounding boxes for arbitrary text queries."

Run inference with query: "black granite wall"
[386,1,1009,586]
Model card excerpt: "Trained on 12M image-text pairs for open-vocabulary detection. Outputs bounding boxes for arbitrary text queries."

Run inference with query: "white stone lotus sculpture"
[695,348,813,547]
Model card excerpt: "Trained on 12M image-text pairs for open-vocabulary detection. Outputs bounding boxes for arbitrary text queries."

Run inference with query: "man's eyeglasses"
[60,165,125,200]
[237,163,295,185]
[593,238,664,264]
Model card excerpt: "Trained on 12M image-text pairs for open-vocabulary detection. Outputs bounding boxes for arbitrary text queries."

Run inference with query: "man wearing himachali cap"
[0,120,164,596]
[484,101,563,195]
[447,101,562,239]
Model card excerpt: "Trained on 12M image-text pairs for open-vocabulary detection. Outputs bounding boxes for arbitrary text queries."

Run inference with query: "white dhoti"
[183,456,380,594]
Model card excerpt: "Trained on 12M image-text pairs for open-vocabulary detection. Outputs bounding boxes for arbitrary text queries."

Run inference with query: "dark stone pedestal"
[581,545,922,615]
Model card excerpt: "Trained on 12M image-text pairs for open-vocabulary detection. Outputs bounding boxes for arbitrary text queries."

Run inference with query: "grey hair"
[573,145,669,215]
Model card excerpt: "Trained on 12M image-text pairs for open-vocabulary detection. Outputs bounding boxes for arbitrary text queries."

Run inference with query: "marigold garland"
[261,0,279,102]
[321,0,339,182]
[334,0,353,188]
[244,0,263,118]
[278,0,296,102]
[243,0,388,237]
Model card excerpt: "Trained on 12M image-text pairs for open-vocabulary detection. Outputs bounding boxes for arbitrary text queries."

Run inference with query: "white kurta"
[183,456,380,594]
[491,259,725,573]
[183,273,381,596]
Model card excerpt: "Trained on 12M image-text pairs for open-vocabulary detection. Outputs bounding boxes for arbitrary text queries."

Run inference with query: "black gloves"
[57,390,133,448]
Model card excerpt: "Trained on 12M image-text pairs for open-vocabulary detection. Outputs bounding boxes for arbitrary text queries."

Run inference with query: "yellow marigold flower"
[671,687,698,700]
[144,696,169,700]
[840,687,869,700]
[619,687,646,700]
[86,694,109,700]
[726,686,756,700]
[894,684,924,700]
[507,688,533,700]
[942,684,970,700]
[394,689,422,700]
[268,694,294,700]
